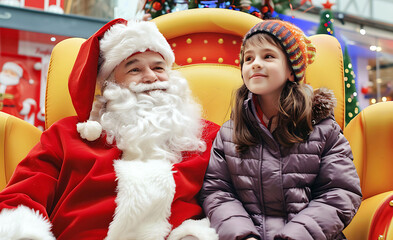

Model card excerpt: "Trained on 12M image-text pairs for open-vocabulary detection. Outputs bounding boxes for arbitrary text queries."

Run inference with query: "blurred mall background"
[0,0,392,129]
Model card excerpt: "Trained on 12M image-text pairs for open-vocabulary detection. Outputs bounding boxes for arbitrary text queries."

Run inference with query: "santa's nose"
[142,69,158,83]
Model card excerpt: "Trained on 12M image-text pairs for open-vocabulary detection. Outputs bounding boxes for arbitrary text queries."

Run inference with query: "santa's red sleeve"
[0,119,65,239]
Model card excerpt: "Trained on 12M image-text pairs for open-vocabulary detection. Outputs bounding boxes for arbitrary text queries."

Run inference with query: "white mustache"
[128,81,170,93]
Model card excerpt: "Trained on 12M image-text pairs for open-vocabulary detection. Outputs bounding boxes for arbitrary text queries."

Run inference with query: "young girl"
[200,20,362,240]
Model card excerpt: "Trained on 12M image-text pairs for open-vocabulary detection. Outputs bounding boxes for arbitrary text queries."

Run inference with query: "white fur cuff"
[168,218,218,240]
[0,205,55,240]
[77,120,102,141]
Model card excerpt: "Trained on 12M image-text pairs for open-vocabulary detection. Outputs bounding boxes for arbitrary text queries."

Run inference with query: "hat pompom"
[312,87,337,124]
[77,120,103,141]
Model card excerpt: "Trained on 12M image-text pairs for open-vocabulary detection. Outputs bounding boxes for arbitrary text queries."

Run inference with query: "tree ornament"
[152,1,163,10]
[321,0,334,10]
[361,86,369,95]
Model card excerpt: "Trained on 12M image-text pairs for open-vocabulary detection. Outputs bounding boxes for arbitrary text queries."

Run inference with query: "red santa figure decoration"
[0,19,219,239]
[0,61,37,125]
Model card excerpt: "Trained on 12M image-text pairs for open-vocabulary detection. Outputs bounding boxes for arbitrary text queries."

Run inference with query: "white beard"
[93,70,206,163]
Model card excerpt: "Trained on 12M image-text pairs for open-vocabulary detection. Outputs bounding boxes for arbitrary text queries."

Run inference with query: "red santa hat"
[69,18,175,124]
[2,62,23,78]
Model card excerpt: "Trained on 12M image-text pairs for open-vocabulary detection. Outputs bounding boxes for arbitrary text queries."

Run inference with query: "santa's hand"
[20,98,36,115]
[180,235,198,240]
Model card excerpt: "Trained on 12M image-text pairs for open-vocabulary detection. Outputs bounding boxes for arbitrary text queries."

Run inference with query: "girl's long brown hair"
[233,34,313,153]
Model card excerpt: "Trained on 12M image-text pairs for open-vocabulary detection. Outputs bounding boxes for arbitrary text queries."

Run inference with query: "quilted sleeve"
[200,127,260,240]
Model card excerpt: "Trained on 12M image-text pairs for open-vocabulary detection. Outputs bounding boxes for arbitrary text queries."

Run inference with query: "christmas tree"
[343,46,360,125]
[316,0,360,125]
[316,0,334,35]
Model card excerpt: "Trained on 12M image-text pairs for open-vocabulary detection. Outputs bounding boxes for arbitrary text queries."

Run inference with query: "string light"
[359,24,366,35]
[370,45,382,52]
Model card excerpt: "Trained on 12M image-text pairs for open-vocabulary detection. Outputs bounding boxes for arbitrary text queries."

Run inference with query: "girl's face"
[242,35,294,99]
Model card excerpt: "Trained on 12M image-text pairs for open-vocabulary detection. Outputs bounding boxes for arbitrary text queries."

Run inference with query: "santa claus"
[0,61,37,124]
[0,19,219,240]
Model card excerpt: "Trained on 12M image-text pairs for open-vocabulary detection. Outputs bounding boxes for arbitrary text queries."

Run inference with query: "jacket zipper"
[258,144,267,239]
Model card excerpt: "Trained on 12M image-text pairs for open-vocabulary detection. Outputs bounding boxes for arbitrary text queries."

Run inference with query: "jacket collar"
[244,86,337,127]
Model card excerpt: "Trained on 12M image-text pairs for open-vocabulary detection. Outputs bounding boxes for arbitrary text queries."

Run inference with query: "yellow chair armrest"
[344,102,393,199]
[0,112,42,190]
[344,191,393,240]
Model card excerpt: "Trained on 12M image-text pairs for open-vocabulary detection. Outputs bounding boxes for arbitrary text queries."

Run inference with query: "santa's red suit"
[0,19,220,239]
[0,116,219,239]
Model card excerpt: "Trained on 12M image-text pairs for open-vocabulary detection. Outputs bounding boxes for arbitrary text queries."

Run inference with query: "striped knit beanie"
[240,20,316,82]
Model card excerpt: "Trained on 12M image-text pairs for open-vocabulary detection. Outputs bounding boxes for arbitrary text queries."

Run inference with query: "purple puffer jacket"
[200,89,362,240]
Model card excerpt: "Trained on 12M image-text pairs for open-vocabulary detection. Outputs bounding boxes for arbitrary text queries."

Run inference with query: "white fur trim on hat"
[168,218,219,240]
[2,62,23,78]
[98,20,174,81]
[77,120,103,141]
[0,205,55,240]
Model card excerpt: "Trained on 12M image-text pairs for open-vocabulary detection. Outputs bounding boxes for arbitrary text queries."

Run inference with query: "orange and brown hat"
[240,20,316,82]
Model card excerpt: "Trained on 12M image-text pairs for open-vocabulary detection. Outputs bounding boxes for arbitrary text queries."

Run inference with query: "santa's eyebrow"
[124,59,166,67]
[153,60,166,66]
[124,59,139,67]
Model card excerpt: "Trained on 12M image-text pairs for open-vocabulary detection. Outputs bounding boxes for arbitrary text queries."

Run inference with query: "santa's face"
[113,51,169,91]
[0,69,20,86]
[96,70,205,163]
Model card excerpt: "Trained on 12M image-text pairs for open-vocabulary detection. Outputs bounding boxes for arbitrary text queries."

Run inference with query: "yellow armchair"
[343,101,393,240]
[0,112,42,190]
